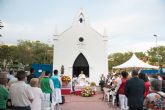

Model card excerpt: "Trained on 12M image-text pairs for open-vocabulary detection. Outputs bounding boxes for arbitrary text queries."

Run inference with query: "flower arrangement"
[81,86,95,97]
[61,75,71,83]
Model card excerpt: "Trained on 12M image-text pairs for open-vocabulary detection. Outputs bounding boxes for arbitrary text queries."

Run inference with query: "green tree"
[108,52,132,71]
[31,41,53,64]
[17,40,34,65]
[147,46,165,66]
[0,45,11,70]
[0,40,53,71]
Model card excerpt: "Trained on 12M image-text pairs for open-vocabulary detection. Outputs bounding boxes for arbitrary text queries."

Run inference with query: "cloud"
[108,41,165,54]
[91,13,159,37]
[1,18,72,45]
[1,21,56,44]
[2,22,33,34]
[91,11,165,54]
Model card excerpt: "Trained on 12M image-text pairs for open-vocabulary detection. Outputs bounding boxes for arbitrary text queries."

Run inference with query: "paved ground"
[59,93,120,110]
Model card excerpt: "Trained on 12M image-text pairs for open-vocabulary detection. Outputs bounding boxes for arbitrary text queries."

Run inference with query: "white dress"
[31,87,43,110]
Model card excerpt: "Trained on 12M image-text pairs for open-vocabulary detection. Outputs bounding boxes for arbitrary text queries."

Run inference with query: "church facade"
[53,9,108,84]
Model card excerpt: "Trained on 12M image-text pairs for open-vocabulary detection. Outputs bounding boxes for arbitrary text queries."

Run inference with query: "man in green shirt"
[40,71,54,94]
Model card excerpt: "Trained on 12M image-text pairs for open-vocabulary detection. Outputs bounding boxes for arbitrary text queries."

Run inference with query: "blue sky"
[0,0,165,54]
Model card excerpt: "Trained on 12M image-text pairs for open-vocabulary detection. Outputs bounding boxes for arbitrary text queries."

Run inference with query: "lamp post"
[153,34,159,66]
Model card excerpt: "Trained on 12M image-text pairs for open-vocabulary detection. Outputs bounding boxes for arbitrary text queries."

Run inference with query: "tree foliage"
[0,40,53,71]
[1,40,165,72]
[147,46,165,66]
[108,52,132,70]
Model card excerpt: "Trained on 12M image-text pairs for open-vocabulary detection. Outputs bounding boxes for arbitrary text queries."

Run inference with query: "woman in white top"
[30,78,43,110]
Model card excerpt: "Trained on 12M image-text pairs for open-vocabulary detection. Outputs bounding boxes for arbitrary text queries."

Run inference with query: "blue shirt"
[51,75,61,89]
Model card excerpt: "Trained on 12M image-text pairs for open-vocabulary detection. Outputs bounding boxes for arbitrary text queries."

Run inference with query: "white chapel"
[53,9,108,85]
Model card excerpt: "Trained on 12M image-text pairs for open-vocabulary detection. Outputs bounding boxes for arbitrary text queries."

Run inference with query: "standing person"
[60,65,64,75]
[103,74,111,101]
[162,75,165,92]
[7,70,15,81]
[138,73,150,98]
[9,70,34,110]
[105,74,111,87]
[72,75,78,94]
[99,74,105,91]
[117,71,129,110]
[40,71,54,102]
[0,72,9,110]
[27,68,35,84]
[30,78,43,110]
[149,74,158,84]
[51,70,62,109]
[159,65,164,77]
[125,70,145,110]
[114,74,121,107]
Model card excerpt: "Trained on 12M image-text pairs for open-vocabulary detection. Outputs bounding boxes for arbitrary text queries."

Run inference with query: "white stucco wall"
[53,10,108,85]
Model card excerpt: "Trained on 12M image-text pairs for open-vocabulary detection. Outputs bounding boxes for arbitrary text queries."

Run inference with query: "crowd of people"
[100,70,165,110]
[1,67,165,110]
[0,68,62,110]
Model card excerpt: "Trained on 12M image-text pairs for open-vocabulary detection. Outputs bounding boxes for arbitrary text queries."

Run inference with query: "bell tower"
[73,9,89,26]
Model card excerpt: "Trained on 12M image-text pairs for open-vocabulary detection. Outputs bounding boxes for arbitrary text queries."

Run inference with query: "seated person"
[144,79,165,110]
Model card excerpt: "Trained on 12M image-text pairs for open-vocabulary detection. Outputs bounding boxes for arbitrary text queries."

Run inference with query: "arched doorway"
[73,53,89,77]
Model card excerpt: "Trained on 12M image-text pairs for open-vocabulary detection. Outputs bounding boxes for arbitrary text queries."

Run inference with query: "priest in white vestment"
[78,71,86,86]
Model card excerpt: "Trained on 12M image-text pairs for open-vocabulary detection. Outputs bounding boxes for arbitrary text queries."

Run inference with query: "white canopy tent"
[113,54,158,69]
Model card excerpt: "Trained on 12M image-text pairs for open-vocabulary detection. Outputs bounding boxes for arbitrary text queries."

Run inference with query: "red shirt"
[118,78,127,94]
[144,81,150,97]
